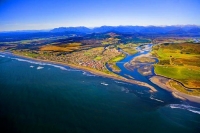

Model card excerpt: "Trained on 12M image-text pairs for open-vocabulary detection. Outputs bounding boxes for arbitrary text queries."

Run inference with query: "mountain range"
[1,25,200,42]
[51,25,200,34]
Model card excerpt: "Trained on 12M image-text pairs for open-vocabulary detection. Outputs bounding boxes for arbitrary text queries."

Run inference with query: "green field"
[94,56,102,61]
[169,80,200,96]
[153,42,200,88]
[108,54,125,72]
[110,55,125,62]
[118,43,138,55]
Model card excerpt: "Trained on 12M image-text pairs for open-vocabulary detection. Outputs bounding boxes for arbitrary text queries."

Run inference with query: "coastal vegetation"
[134,56,156,63]
[168,80,200,96]
[117,43,138,55]
[40,43,82,52]
[107,54,125,72]
[153,42,200,89]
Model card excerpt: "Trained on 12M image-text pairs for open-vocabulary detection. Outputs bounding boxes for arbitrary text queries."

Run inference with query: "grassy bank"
[107,54,125,72]
[168,80,200,96]
[153,42,200,88]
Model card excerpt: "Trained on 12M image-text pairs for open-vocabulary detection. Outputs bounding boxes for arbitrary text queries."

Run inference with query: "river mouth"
[107,43,200,104]
[107,44,158,85]
[116,44,155,80]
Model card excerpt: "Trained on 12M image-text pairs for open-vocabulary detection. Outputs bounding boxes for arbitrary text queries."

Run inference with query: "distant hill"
[188,27,200,33]
[50,25,200,35]
[92,26,137,33]
[1,25,200,42]
[167,28,187,34]
[51,27,91,33]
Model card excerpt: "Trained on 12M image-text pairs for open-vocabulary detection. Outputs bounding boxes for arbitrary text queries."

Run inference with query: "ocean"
[0,53,200,133]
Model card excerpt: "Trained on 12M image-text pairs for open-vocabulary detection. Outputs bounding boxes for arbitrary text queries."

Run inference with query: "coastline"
[3,52,157,92]
[155,72,200,89]
[2,51,200,103]
[150,75,200,103]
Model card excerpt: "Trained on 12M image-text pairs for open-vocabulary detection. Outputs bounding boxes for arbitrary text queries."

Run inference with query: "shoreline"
[1,52,157,92]
[150,75,200,103]
[155,72,200,89]
[1,51,200,103]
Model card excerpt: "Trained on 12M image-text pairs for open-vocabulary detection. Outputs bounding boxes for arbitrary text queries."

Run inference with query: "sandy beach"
[150,75,200,103]
[7,52,157,92]
[3,52,200,103]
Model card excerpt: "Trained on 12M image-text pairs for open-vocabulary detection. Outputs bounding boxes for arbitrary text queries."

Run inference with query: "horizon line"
[1,24,200,32]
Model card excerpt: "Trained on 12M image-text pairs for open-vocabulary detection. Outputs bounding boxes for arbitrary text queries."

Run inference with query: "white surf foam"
[0,55,5,57]
[115,81,129,85]
[82,71,96,76]
[188,109,200,115]
[11,57,46,65]
[30,66,34,68]
[101,82,108,86]
[47,64,68,70]
[169,104,200,115]
[150,96,164,102]
[10,57,79,71]
[47,64,81,71]
[37,66,44,70]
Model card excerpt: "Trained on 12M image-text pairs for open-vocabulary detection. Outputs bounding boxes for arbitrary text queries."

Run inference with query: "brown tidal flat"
[150,76,200,103]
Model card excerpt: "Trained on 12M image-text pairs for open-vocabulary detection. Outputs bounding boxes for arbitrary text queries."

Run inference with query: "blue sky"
[0,0,199,31]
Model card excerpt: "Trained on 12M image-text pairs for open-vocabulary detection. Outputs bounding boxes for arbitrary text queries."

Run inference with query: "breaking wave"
[82,72,96,76]
[0,54,5,57]
[169,104,200,115]
[12,57,47,65]
[150,96,164,102]
[10,57,78,71]
[101,82,108,86]
[115,81,129,85]
[47,64,69,70]
[37,66,44,70]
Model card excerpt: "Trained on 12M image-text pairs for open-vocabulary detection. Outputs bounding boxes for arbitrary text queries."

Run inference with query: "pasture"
[153,42,200,88]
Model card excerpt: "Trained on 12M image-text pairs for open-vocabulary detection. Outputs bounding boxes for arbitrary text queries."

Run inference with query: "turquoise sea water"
[0,53,200,133]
